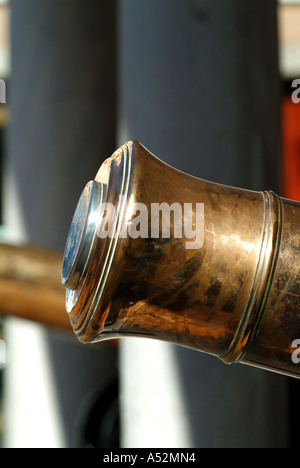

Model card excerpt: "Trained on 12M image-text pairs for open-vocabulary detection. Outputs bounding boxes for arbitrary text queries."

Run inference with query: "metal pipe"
[0,242,70,330]
[62,141,300,378]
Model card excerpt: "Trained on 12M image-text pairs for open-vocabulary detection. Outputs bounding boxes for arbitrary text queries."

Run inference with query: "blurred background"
[0,0,299,448]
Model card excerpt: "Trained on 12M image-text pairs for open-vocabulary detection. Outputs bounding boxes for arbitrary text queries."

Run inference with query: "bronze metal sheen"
[62,141,300,378]
[0,243,71,330]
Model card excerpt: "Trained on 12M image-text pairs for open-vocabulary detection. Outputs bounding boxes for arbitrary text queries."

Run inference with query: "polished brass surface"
[62,141,300,378]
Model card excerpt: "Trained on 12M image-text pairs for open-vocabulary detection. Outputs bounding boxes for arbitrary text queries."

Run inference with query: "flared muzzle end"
[62,180,103,291]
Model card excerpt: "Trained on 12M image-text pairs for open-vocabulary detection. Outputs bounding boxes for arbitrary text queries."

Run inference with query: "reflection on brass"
[0,243,70,330]
[62,141,300,378]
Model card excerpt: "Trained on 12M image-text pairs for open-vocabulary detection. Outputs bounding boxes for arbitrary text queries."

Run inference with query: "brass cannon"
[61,141,300,379]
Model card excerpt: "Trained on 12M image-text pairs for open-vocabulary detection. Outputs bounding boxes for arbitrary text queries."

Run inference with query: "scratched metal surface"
[118,0,290,448]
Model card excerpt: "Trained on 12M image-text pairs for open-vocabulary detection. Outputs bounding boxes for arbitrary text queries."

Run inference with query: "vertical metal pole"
[3,0,118,448]
[118,0,290,448]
